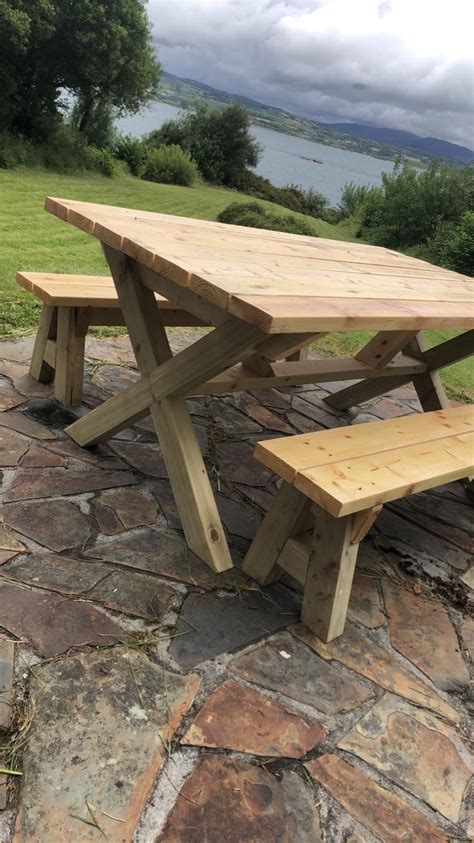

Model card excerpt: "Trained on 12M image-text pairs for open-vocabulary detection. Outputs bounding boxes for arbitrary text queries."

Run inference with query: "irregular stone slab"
[374,508,470,572]
[0,637,14,732]
[156,755,322,843]
[234,399,293,433]
[306,754,448,843]
[207,399,262,434]
[84,528,246,590]
[85,335,134,365]
[170,586,300,668]
[111,441,169,477]
[0,411,56,440]
[291,622,459,722]
[3,500,91,552]
[0,428,30,466]
[0,550,19,565]
[286,411,326,433]
[2,552,180,620]
[4,466,135,502]
[229,631,373,715]
[218,441,272,486]
[338,694,473,823]
[216,493,262,540]
[0,525,25,553]
[291,394,348,428]
[96,487,159,531]
[152,479,181,530]
[44,438,127,469]
[0,360,52,399]
[182,679,325,757]
[0,581,123,657]
[95,500,123,534]
[461,566,474,590]
[0,380,26,411]
[348,571,385,628]
[460,617,474,657]
[237,484,274,512]
[13,648,200,843]
[391,493,473,551]
[20,446,65,467]
[248,388,290,410]
[384,582,469,691]
[92,363,140,394]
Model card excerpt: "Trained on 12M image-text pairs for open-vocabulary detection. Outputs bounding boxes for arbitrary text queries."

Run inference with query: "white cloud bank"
[149,0,474,147]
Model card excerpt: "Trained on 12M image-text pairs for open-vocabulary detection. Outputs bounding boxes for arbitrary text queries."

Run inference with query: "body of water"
[117,102,394,206]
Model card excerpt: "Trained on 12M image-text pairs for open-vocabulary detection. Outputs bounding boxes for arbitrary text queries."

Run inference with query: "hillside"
[329,123,473,166]
[156,72,470,166]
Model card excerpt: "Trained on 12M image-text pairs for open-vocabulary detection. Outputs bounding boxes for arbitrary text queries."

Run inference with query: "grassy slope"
[0,167,471,400]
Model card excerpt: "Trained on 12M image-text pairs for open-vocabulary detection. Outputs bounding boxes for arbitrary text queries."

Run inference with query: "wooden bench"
[243,407,473,642]
[17,272,208,406]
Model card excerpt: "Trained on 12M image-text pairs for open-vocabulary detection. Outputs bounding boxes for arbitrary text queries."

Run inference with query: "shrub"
[83,146,116,177]
[142,144,199,186]
[426,211,474,276]
[114,134,148,177]
[148,103,260,186]
[0,126,116,175]
[217,202,316,236]
[337,182,378,220]
[358,160,474,249]
[233,171,330,219]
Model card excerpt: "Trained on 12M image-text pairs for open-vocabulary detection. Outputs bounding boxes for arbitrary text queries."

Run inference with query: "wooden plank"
[66,297,266,446]
[351,505,382,544]
[54,307,85,406]
[301,508,359,641]
[227,295,474,333]
[406,334,449,411]
[295,431,474,517]
[243,482,312,585]
[29,304,57,383]
[423,330,474,370]
[253,406,473,482]
[275,533,312,586]
[43,339,56,369]
[355,331,418,367]
[103,245,233,573]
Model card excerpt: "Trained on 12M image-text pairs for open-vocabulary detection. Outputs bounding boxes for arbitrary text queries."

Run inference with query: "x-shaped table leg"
[325,330,474,411]
[66,248,270,572]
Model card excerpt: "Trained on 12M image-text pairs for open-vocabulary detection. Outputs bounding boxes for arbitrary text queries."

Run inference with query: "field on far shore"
[0,167,471,401]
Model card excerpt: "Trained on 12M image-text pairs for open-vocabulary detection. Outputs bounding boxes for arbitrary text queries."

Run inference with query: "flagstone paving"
[0,333,472,842]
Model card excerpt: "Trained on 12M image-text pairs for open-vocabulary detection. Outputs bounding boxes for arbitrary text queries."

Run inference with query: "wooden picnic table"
[45,197,474,573]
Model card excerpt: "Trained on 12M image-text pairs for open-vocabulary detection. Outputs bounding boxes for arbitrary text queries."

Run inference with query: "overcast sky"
[148,0,474,148]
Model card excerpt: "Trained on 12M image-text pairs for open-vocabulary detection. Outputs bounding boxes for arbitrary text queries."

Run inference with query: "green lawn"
[0,167,471,400]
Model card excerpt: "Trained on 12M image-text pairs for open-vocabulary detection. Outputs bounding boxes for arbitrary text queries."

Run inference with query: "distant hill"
[329,123,473,166]
[157,72,471,166]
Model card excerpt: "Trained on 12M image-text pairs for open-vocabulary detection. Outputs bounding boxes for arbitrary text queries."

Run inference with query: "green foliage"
[70,97,115,149]
[114,134,148,177]
[426,211,474,276]
[233,171,329,218]
[142,145,199,186]
[358,160,474,249]
[0,125,116,175]
[337,181,378,220]
[217,202,316,236]
[0,0,160,141]
[148,103,260,186]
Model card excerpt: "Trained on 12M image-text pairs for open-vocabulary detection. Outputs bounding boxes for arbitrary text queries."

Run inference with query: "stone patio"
[0,331,472,843]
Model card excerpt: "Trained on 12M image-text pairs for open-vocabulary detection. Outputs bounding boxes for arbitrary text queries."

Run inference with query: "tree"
[427,211,474,276]
[56,0,161,140]
[0,0,160,141]
[148,103,260,186]
[0,0,58,139]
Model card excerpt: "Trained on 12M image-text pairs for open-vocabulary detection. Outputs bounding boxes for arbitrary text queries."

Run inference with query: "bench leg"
[243,482,312,585]
[54,307,87,406]
[29,304,57,383]
[301,508,359,642]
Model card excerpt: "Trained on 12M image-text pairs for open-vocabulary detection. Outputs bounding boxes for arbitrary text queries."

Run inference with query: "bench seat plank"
[295,430,474,516]
[17,272,181,309]
[254,406,473,482]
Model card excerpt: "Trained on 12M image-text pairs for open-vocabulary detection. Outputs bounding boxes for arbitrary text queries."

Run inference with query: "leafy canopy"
[148,103,260,186]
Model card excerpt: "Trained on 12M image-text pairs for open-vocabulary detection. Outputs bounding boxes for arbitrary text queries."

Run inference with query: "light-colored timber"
[244,407,474,640]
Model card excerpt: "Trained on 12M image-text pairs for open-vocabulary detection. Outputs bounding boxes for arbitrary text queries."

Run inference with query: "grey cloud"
[149,0,474,148]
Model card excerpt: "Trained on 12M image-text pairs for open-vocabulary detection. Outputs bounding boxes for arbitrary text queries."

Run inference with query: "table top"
[46,197,474,334]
